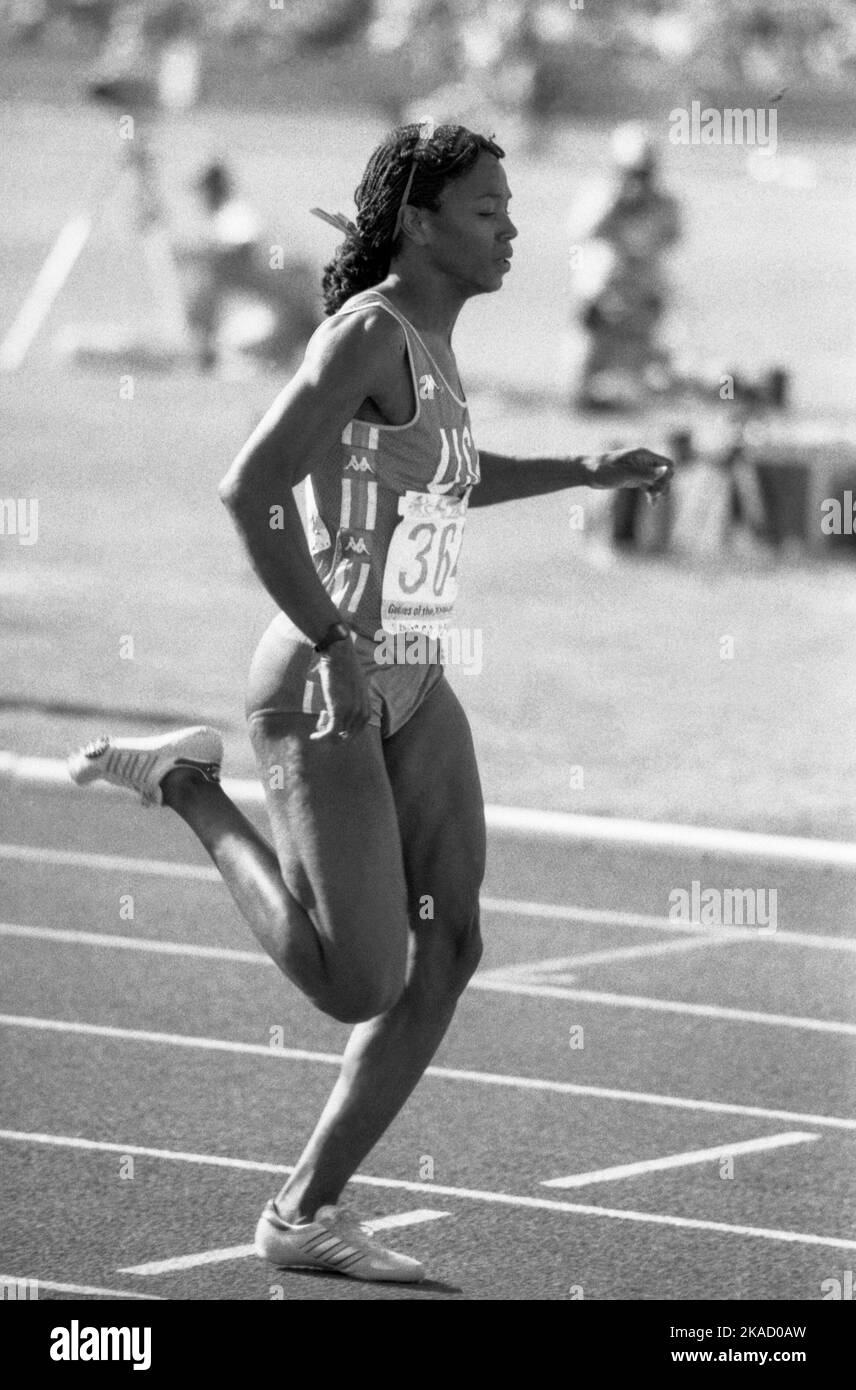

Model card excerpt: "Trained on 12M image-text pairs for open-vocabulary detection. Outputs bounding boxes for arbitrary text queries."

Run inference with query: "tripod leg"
[125,134,189,352]
[141,224,190,350]
[0,214,92,372]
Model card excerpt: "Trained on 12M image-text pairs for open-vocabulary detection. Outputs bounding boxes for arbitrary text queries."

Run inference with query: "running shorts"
[245,613,446,740]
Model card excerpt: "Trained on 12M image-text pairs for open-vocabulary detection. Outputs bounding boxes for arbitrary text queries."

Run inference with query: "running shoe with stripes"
[67,726,223,807]
[254,1201,426,1283]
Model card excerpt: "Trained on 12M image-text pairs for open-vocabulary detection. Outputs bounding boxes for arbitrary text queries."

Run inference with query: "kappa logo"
[418,374,439,400]
[345,453,375,473]
[344,535,370,555]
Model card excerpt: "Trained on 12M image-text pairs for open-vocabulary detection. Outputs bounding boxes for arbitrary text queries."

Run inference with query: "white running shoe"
[67,726,223,807]
[255,1201,426,1284]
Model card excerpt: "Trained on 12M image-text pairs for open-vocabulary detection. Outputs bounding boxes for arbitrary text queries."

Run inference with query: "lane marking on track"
[472,977,856,1036]
[2,1014,855,1132]
[4,754,856,865]
[0,1273,164,1300]
[3,927,853,1036]
[368,1209,452,1232]
[1,1130,854,1253]
[479,897,856,954]
[119,1210,451,1277]
[0,922,267,965]
[0,921,748,977]
[542,1131,819,1189]
[121,1245,255,1276]
[481,934,744,982]
[0,843,218,881]
[2,842,854,953]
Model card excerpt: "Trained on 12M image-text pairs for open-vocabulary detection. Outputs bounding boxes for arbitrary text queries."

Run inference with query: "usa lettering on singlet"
[300,289,480,644]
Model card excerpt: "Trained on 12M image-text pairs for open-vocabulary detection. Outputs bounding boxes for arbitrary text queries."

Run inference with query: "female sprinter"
[70,123,672,1283]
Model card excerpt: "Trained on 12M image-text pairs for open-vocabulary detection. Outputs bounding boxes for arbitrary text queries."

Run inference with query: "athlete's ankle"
[272,1198,315,1226]
[273,1188,337,1226]
[159,766,208,811]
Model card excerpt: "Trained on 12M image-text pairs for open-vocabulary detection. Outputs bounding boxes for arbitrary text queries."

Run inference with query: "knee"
[451,909,483,981]
[415,903,483,1000]
[318,965,406,1025]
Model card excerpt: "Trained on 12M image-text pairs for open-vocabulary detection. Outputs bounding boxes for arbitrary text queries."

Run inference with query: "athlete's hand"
[311,639,373,742]
[589,448,673,503]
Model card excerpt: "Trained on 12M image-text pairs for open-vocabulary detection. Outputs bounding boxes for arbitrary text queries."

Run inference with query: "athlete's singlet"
[292,288,480,642]
[245,289,481,737]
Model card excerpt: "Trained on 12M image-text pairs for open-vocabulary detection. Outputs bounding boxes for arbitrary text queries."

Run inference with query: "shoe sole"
[68,727,222,790]
[254,1235,424,1284]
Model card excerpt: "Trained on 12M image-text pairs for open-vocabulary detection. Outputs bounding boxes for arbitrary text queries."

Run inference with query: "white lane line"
[0,921,735,975]
[0,843,218,882]
[481,935,741,983]
[542,1132,819,1189]
[5,752,856,865]
[549,936,745,970]
[0,922,267,966]
[485,804,856,868]
[2,842,855,954]
[480,897,856,954]
[0,1012,341,1064]
[472,978,856,1037]
[7,923,853,1036]
[119,1210,450,1276]
[0,1272,164,1300]
[120,1245,255,1276]
[1,1130,853,1253]
[2,1014,855,1132]
[368,1209,451,1232]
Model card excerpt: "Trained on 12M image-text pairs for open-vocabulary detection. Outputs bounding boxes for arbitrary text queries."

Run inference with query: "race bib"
[381,490,468,636]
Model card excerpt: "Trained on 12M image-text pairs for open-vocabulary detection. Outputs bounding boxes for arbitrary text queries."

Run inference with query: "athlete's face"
[420,153,517,294]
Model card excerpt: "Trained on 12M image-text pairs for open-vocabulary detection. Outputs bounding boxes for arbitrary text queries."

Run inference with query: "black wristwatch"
[314,621,351,653]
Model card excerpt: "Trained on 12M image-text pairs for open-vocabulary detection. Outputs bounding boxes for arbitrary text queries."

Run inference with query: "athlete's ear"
[398,204,431,247]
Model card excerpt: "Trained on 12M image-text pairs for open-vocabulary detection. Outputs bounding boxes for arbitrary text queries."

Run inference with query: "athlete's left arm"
[468,448,673,508]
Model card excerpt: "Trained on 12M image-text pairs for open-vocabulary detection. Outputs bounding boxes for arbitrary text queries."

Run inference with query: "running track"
[1,775,854,1301]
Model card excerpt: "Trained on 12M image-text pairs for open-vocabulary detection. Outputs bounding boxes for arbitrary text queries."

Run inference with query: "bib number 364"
[381,491,468,636]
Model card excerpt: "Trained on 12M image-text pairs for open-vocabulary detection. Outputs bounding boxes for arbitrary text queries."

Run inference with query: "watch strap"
[314,621,351,653]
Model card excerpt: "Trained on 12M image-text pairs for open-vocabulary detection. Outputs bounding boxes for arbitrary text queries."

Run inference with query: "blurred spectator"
[5,0,855,115]
[183,160,320,372]
[570,123,681,412]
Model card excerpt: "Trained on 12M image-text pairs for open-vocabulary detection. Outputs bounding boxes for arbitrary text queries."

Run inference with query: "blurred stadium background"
[2,0,855,836]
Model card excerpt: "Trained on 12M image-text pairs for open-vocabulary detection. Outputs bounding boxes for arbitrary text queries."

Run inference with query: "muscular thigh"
[248,712,410,978]
[382,677,486,933]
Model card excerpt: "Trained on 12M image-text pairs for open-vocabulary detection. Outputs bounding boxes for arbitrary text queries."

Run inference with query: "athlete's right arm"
[218,308,403,738]
[219,308,400,640]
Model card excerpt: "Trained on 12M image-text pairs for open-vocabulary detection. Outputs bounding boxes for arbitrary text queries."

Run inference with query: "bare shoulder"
[221,298,408,490]
[302,302,406,390]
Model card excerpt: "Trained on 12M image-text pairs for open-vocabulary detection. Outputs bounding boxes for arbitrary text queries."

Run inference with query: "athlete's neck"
[372,269,465,344]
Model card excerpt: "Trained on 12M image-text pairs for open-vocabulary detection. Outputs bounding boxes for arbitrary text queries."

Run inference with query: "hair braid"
[321,123,504,315]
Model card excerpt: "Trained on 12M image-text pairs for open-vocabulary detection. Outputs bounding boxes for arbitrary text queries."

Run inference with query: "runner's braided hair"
[321,123,505,315]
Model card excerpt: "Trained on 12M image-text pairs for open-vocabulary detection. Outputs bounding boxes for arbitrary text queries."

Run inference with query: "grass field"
[2,101,856,835]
